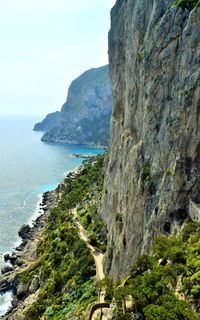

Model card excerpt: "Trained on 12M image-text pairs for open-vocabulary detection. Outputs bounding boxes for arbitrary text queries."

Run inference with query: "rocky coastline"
[0,188,60,319]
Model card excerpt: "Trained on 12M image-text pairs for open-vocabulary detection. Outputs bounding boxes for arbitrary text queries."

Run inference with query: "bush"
[130,254,155,276]
[141,161,151,184]
[111,224,200,319]
[115,213,123,223]
[173,0,200,10]
[22,155,105,319]
[182,221,199,241]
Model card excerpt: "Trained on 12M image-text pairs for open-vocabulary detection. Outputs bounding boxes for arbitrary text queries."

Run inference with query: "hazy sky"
[0,0,115,116]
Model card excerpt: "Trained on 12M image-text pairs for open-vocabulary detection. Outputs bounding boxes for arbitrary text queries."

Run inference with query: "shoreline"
[40,137,108,151]
[0,193,45,270]
[9,193,44,256]
[28,193,44,228]
[0,175,68,319]
[0,163,86,319]
[0,159,97,319]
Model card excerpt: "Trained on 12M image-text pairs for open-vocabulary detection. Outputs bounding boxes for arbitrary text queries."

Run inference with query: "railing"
[88,303,110,320]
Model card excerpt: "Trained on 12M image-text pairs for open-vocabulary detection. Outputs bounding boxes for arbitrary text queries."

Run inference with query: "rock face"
[34,111,60,132]
[101,0,200,279]
[34,65,113,147]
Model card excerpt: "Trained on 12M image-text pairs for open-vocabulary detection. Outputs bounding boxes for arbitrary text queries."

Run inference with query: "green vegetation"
[115,213,123,232]
[173,0,200,10]
[137,48,148,62]
[75,155,107,251]
[77,202,107,251]
[105,221,200,320]
[17,153,200,319]
[115,213,123,224]
[19,154,106,320]
[180,88,189,97]
[165,167,172,175]
[140,160,154,193]
[141,161,151,183]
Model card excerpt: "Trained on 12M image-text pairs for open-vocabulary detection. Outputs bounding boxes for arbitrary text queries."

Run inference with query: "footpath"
[71,208,110,320]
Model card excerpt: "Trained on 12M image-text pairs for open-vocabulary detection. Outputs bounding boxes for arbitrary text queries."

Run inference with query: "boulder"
[16,281,30,299]
[1,264,14,275]
[15,258,25,267]
[29,276,40,293]
[4,254,10,262]
[0,277,10,291]
[18,224,31,239]
[8,254,18,265]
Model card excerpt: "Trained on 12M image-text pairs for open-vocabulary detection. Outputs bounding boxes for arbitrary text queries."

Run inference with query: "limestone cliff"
[34,65,112,148]
[101,0,200,279]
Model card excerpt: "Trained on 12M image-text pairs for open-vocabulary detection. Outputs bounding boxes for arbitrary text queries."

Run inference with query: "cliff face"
[34,65,113,148]
[101,0,200,279]
[34,111,60,132]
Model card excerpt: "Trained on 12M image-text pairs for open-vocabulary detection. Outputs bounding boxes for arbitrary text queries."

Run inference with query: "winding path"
[72,208,104,282]
[71,208,110,319]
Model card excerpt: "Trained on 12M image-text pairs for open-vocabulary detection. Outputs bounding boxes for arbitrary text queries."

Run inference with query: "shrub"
[165,168,172,175]
[173,0,200,10]
[115,213,123,223]
[22,155,105,319]
[141,161,151,183]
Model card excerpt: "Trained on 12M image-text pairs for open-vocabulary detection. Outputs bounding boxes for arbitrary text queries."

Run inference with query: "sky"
[0,0,115,116]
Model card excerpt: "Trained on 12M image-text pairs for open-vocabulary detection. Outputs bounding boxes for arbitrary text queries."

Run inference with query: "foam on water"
[28,193,44,226]
[0,291,12,316]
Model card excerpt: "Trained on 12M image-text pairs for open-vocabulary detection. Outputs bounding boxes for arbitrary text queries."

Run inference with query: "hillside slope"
[34,65,112,148]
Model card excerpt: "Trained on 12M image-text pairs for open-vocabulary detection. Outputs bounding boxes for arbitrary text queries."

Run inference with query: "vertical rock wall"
[101,0,200,279]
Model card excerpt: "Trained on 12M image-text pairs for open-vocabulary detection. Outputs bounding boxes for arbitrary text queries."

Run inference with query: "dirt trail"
[72,208,109,319]
[72,208,105,283]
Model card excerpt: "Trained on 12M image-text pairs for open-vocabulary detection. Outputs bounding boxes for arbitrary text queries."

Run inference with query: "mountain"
[34,65,113,148]
[1,1,200,319]
[101,0,200,279]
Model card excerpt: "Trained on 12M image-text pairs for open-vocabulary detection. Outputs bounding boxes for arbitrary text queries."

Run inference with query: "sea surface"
[0,115,103,315]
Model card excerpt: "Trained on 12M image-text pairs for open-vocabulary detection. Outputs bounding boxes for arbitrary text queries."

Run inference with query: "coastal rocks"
[29,276,40,294]
[0,189,59,319]
[3,254,25,268]
[1,266,14,275]
[0,273,17,292]
[2,192,55,272]
[34,65,113,148]
[16,282,30,300]
[14,259,24,267]
[18,225,31,240]
[101,0,200,279]
[0,277,11,292]
[3,255,9,263]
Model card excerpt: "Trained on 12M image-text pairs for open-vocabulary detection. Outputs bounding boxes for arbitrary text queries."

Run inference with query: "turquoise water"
[0,115,103,269]
[0,115,103,315]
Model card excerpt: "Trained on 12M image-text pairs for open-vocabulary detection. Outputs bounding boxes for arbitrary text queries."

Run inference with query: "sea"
[0,115,103,316]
